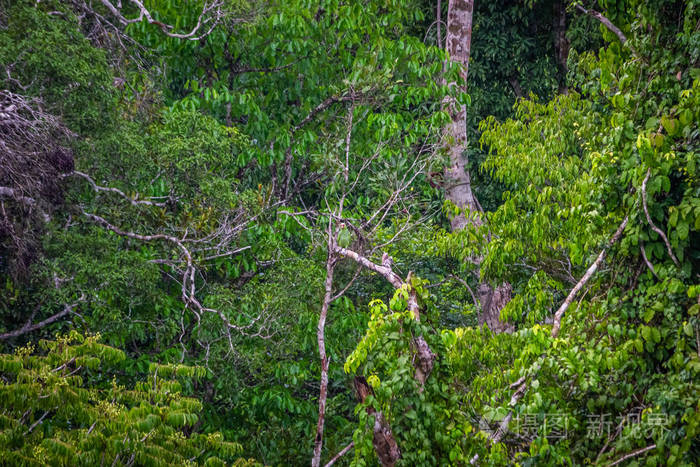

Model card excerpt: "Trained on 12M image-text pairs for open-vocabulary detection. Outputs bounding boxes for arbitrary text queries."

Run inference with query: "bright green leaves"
[437,2,700,465]
[479,92,611,286]
[0,332,253,466]
[345,287,471,465]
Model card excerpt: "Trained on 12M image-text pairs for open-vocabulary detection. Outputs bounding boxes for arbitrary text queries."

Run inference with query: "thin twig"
[639,241,658,278]
[23,411,50,436]
[0,300,82,340]
[641,169,680,267]
[450,274,479,308]
[67,171,167,207]
[97,0,227,40]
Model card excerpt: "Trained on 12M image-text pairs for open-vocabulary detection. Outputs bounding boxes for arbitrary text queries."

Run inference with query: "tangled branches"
[80,201,276,356]
[92,0,228,41]
[0,91,74,205]
[0,91,74,276]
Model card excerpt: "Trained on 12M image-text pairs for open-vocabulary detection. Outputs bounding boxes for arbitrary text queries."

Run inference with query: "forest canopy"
[0,0,698,465]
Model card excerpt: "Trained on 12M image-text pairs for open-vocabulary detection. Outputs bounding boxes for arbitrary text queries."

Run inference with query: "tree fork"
[336,246,437,465]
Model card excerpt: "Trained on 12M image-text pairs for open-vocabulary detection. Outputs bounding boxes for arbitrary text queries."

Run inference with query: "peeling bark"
[354,377,401,467]
[372,412,401,467]
[444,0,478,232]
[477,283,514,334]
[444,0,512,333]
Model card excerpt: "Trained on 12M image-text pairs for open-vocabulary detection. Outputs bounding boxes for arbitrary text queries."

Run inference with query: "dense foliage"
[0,331,256,465]
[0,0,697,465]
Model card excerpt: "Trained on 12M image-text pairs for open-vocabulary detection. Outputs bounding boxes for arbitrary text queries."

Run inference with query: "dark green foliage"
[0,1,114,133]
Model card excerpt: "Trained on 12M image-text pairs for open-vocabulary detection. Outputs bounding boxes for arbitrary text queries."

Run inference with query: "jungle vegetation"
[0,0,698,465]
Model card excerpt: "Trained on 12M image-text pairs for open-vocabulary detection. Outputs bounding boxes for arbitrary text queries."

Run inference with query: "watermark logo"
[507,411,670,440]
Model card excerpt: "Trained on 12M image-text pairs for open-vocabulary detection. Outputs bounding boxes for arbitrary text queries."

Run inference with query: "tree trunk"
[477,283,513,334]
[354,377,400,466]
[553,0,569,94]
[444,0,512,332]
[312,248,336,467]
[444,0,478,232]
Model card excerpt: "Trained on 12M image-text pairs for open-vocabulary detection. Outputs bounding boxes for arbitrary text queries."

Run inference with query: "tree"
[443,0,512,333]
[1,0,697,465]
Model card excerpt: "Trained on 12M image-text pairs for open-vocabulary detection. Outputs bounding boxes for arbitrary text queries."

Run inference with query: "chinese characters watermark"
[509,411,670,440]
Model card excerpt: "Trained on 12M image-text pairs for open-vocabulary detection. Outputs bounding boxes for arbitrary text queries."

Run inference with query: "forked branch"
[97,0,227,40]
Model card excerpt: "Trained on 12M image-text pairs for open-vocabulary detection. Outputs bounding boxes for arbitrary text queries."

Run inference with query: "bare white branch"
[97,0,227,40]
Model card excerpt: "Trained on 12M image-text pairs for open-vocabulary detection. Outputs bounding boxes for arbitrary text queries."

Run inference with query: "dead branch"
[282,93,355,199]
[66,171,167,207]
[0,186,50,222]
[96,0,227,40]
[469,214,630,464]
[451,274,479,307]
[551,214,629,338]
[23,411,50,436]
[639,241,658,278]
[0,91,73,202]
[323,441,354,467]
[0,300,83,340]
[335,246,403,288]
[312,223,337,467]
[80,210,271,344]
[608,444,657,466]
[574,4,628,44]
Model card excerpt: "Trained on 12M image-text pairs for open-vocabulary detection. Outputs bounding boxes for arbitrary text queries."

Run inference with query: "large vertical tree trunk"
[444,0,478,232]
[477,282,513,333]
[444,0,512,333]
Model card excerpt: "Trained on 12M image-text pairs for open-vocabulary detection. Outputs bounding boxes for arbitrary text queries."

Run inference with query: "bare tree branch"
[0,186,50,222]
[96,0,228,40]
[551,214,628,337]
[80,210,271,344]
[312,227,337,467]
[282,93,355,199]
[470,214,631,464]
[575,4,628,44]
[0,91,73,202]
[66,171,167,207]
[0,300,83,340]
[609,444,657,466]
[335,246,403,288]
[324,442,354,467]
[450,274,479,308]
[639,241,658,278]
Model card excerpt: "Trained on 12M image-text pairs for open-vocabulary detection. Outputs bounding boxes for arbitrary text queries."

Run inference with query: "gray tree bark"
[444,0,512,333]
[444,0,478,232]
